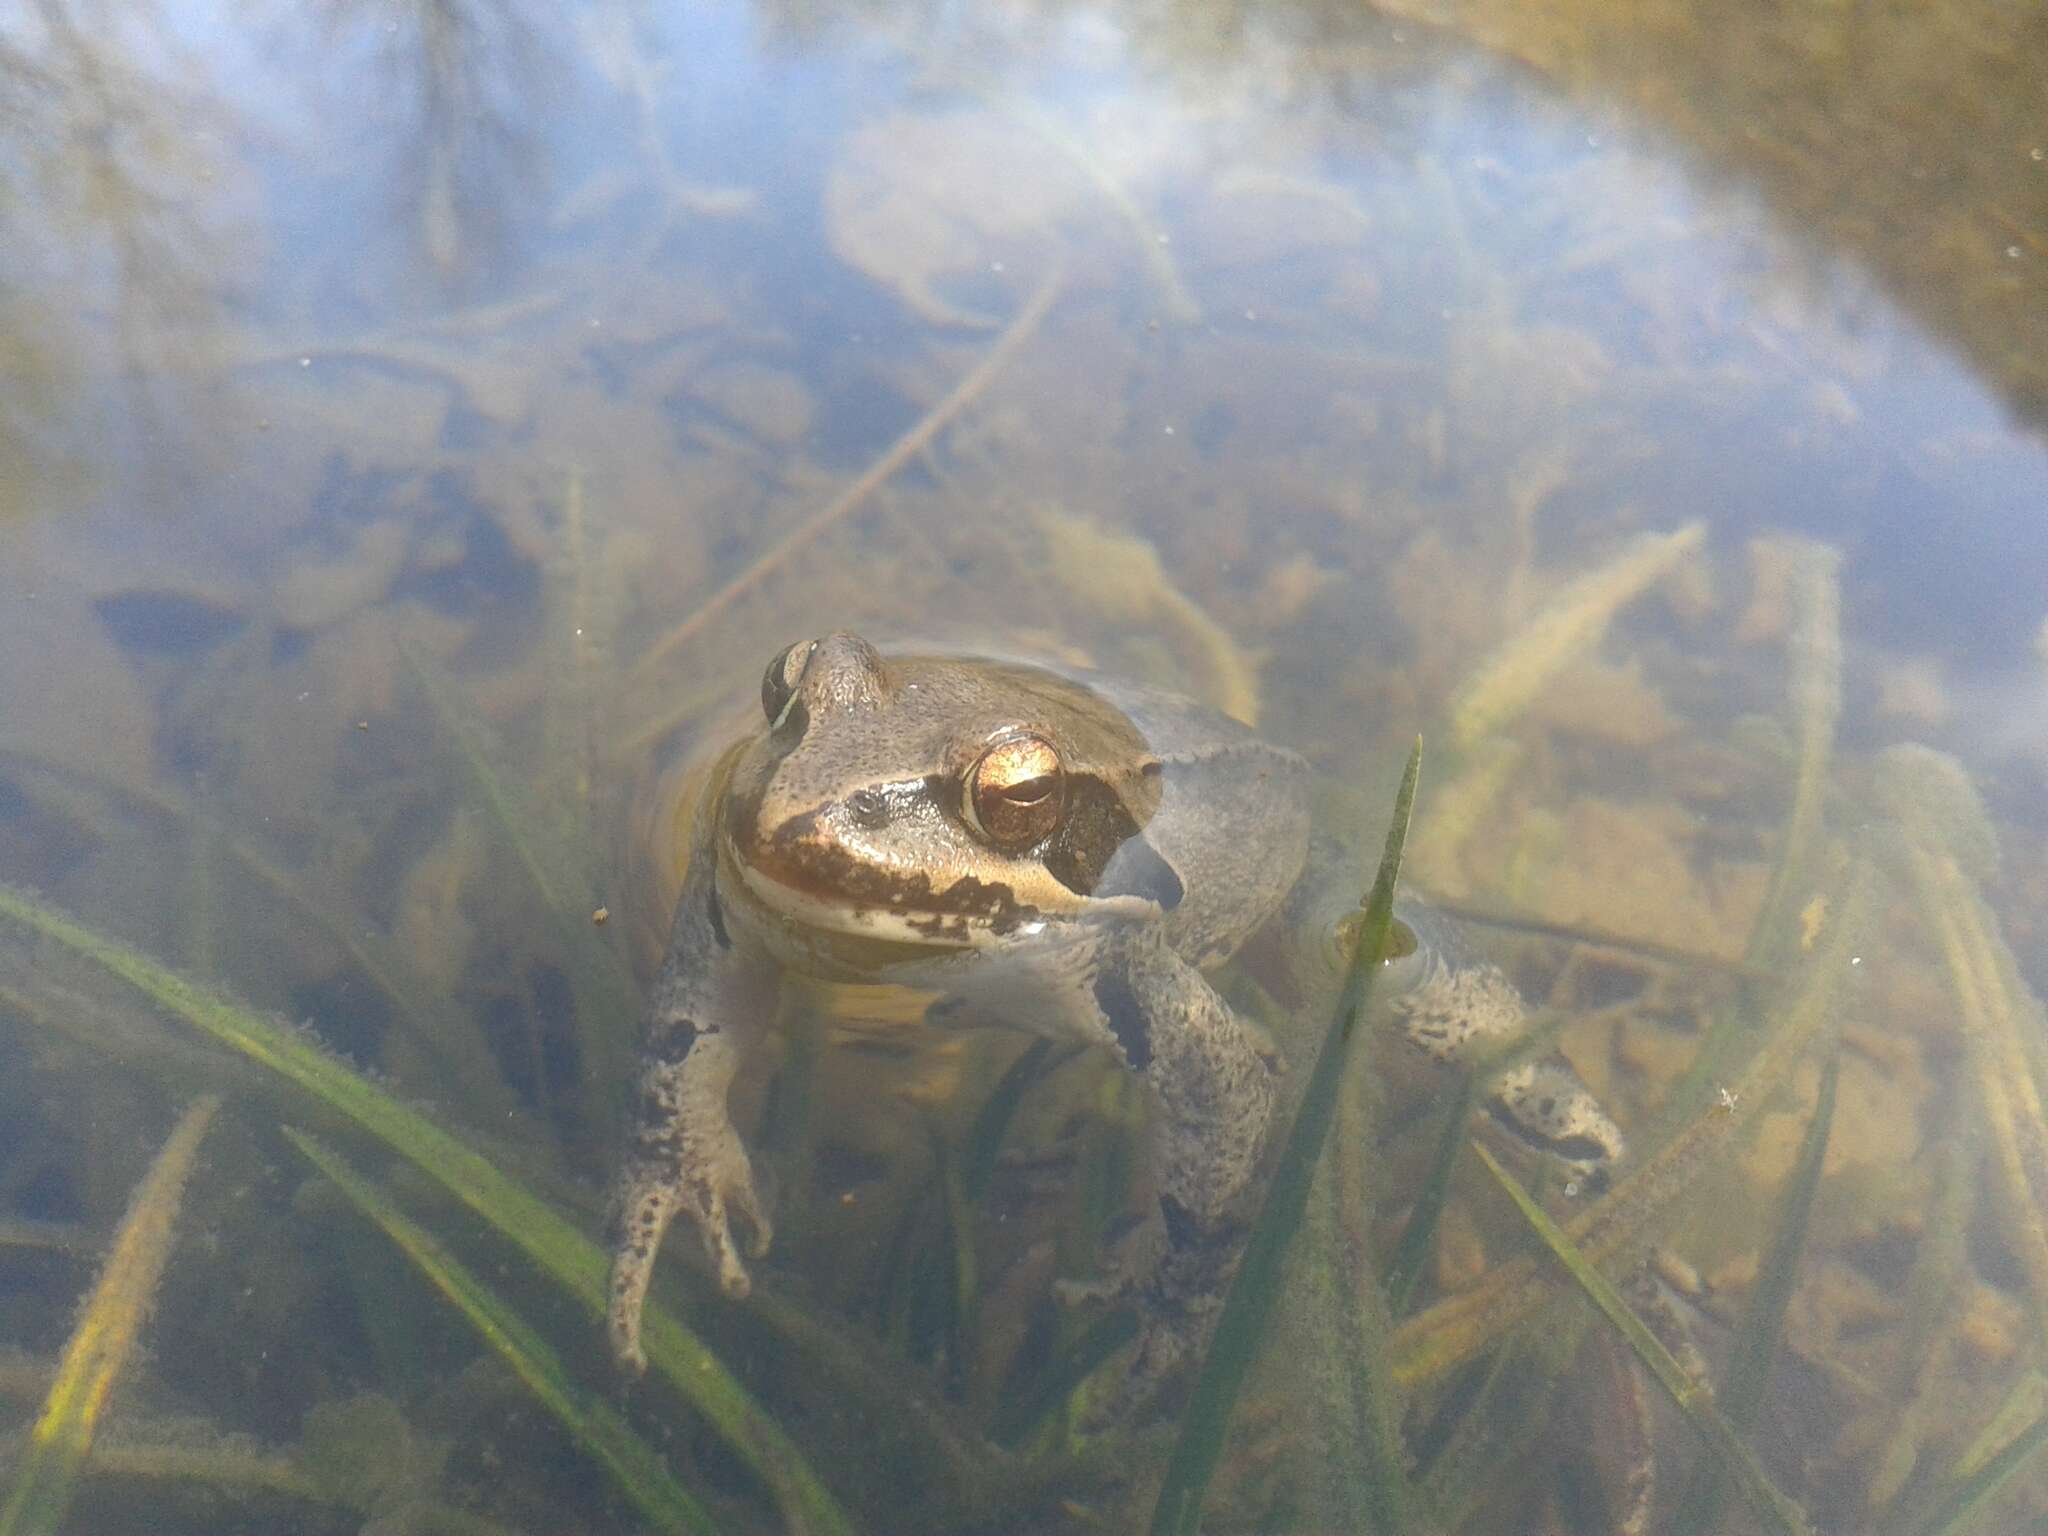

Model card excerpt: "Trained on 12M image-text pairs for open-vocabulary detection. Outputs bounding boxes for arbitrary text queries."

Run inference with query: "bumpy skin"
[1386,902,1625,1176]
[603,633,1623,1403]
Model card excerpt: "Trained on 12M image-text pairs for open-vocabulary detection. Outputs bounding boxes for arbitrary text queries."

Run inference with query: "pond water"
[2,1,2045,1532]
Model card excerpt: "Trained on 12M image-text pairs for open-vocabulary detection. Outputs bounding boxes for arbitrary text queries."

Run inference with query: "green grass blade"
[1385,1073,1479,1315]
[1,1096,220,1536]
[0,883,855,1536]
[932,1124,979,1396]
[988,1309,1140,1449]
[1149,738,1422,1536]
[0,749,520,1124]
[399,643,635,1128]
[1910,1408,2048,1536]
[284,1129,717,1536]
[964,1038,1057,1202]
[1473,1142,1814,1536]
[1673,1046,1839,1536]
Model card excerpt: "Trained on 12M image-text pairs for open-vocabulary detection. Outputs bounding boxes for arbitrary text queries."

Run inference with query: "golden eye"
[965,734,1065,850]
[760,639,815,723]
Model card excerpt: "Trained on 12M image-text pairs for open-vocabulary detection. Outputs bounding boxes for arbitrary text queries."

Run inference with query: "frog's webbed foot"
[1395,947,1625,1177]
[1488,1059,1625,1180]
[1121,1202,1249,1413]
[605,1023,771,1376]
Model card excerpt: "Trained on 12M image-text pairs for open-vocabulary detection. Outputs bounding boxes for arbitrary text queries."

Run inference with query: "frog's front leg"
[1099,937,1278,1390]
[605,857,775,1376]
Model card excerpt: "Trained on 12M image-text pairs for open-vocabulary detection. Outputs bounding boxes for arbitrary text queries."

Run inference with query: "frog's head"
[720,633,1184,949]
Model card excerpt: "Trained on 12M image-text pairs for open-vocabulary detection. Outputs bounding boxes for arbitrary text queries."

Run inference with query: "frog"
[604,632,1624,1401]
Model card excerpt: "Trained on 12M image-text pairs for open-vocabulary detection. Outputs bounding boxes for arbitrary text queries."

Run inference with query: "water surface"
[2,1,2045,1532]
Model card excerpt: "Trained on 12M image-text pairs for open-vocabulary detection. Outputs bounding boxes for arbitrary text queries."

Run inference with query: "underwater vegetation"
[4,444,2046,1535]
[4,7,2048,1532]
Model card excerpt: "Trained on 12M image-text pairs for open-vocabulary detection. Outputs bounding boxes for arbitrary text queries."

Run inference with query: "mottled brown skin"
[604,633,1623,1407]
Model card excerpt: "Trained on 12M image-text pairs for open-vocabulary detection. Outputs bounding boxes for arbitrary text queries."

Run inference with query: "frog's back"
[1092,676,1311,968]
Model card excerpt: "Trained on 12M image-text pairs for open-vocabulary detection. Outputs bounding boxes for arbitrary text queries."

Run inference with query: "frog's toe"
[606,1172,683,1376]
[707,1220,753,1297]
[734,1163,775,1259]
[690,1152,774,1296]
[1489,1058,1626,1174]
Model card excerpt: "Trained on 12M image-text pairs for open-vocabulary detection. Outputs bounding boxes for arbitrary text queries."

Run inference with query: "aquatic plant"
[1150,738,1420,1536]
[1,1096,220,1536]
[1743,537,1842,970]
[1879,745,2048,1332]
[285,1130,719,1536]
[1387,850,1873,1388]
[0,885,854,1536]
[1444,521,1703,753]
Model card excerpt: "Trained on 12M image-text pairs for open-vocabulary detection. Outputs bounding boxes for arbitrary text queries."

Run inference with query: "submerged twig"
[0,1095,221,1536]
[625,263,1064,713]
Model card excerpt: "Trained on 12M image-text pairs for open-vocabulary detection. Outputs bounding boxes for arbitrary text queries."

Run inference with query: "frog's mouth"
[728,836,1053,950]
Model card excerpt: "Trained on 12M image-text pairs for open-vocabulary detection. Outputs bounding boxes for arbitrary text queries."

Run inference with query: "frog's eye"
[761,639,816,724]
[964,733,1065,850]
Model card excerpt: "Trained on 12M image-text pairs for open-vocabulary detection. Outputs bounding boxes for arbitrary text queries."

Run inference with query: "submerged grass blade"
[1869,1109,1984,1510]
[1,1095,220,1536]
[931,1125,979,1397]
[401,642,635,1135]
[1384,1070,1481,1314]
[1672,1047,1840,1536]
[987,1308,1139,1449]
[1744,538,1842,971]
[1909,1406,2048,1536]
[0,884,854,1536]
[85,1439,520,1536]
[0,749,519,1124]
[1149,739,1422,1536]
[964,1038,1057,1202]
[1721,1047,1837,1422]
[1473,1143,1814,1536]
[1446,522,1704,752]
[1880,745,2048,1333]
[284,1129,718,1536]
